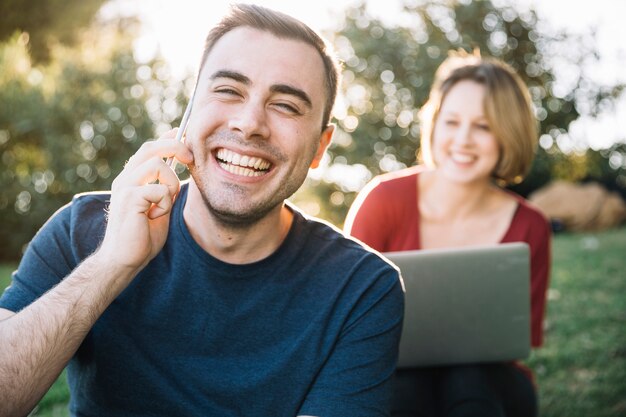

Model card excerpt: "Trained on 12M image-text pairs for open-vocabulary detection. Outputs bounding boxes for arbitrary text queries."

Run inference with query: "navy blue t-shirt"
[1,183,404,416]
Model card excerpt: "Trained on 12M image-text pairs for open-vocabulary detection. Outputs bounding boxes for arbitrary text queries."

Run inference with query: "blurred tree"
[295,0,625,227]
[0,0,107,62]
[0,21,185,261]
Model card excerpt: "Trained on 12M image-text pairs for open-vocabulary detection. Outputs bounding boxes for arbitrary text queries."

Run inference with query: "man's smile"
[215,148,272,177]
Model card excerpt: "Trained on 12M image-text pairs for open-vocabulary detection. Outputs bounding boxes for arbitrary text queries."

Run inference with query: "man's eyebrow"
[210,70,250,84]
[270,84,312,109]
[209,71,312,109]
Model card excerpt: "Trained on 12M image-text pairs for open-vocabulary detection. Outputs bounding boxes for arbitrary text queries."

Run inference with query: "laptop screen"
[384,242,531,368]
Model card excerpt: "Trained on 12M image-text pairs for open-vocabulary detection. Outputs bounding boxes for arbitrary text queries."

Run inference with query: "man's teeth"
[216,148,271,177]
[219,163,266,177]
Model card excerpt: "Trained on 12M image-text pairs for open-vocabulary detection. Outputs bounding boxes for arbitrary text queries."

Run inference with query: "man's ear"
[309,124,335,169]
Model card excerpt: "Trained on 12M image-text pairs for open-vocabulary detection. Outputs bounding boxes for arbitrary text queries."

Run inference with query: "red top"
[345,166,551,358]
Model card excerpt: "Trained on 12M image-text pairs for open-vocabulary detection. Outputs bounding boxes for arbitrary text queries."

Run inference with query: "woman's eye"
[444,119,458,126]
[476,124,490,131]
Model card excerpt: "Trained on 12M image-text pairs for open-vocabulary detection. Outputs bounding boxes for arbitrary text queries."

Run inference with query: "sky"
[100,0,626,152]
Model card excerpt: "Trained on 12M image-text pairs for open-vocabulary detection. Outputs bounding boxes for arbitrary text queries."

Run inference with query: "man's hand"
[97,130,194,275]
[0,131,194,417]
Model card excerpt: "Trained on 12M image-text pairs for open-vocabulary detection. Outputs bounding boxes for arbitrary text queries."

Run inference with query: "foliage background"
[1,1,625,252]
[0,0,625,415]
[291,0,626,226]
[0,17,187,260]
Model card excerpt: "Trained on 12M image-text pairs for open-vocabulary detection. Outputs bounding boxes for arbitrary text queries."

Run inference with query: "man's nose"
[228,100,270,140]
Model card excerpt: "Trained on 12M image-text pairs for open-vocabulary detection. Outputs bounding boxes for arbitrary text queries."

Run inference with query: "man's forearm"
[0,253,138,417]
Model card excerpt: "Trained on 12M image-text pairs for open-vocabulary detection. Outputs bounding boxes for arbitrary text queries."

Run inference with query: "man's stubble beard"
[188,163,306,229]
[186,130,318,228]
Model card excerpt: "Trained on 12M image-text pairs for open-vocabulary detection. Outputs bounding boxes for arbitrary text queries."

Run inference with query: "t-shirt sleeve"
[0,203,77,312]
[0,193,106,313]
[344,178,393,252]
[297,267,404,417]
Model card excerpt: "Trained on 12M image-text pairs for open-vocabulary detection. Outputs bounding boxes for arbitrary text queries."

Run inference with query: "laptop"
[384,242,531,368]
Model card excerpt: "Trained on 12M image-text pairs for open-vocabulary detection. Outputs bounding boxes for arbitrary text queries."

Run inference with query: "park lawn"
[526,225,626,416]
[0,226,625,416]
[0,263,71,417]
[0,264,15,293]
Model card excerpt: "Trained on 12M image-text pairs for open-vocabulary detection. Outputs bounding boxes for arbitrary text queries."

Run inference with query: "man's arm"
[0,256,137,417]
[0,131,193,417]
[0,309,12,321]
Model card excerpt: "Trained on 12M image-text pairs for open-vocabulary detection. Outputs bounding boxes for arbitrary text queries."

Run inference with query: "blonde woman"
[345,52,551,417]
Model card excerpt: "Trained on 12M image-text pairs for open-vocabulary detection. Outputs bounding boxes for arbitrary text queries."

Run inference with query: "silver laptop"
[385,242,531,368]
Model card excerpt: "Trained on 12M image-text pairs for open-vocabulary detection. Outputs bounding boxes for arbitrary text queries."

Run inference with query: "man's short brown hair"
[198,3,341,131]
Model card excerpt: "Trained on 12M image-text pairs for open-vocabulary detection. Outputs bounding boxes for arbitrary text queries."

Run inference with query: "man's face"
[184,27,333,226]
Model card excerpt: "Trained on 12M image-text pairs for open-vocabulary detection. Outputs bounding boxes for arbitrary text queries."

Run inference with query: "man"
[0,4,404,416]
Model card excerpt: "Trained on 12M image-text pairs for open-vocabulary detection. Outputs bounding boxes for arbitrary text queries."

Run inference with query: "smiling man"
[0,4,404,417]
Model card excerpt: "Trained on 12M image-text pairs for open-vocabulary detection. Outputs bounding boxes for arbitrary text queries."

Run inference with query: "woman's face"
[431,80,500,185]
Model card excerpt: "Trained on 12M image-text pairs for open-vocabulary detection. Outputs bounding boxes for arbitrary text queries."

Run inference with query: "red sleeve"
[345,168,422,252]
[505,201,551,348]
[344,177,393,252]
[528,210,551,347]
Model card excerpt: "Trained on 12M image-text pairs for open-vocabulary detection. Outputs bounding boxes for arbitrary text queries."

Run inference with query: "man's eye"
[215,88,241,96]
[274,103,300,114]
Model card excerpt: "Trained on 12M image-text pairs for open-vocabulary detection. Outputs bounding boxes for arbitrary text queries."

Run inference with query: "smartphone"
[166,86,198,167]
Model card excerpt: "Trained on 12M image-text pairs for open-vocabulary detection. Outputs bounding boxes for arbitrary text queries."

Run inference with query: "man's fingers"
[123,183,174,217]
[147,199,173,219]
[162,128,178,139]
[124,133,193,171]
[147,189,174,219]
[107,129,191,235]
[135,157,180,189]
[113,156,181,197]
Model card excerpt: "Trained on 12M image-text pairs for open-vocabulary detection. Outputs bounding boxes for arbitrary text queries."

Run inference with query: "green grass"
[526,226,626,416]
[0,264,16,292]
[2,227,625,416]
[0,263,71,417]
[30,371,71,417]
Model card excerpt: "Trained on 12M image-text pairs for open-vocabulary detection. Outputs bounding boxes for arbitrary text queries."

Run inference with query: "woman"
[344,52,551,417]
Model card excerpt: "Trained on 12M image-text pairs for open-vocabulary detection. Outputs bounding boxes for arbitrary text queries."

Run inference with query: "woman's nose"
[453,123,473,145]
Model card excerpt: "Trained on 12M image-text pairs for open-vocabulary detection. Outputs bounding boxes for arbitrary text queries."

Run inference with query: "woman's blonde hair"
[419,50,538,184]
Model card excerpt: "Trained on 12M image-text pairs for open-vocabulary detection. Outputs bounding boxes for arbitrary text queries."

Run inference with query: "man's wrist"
[79,249,142,297]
